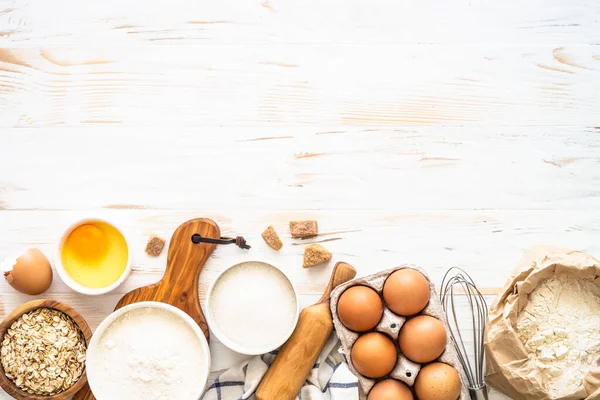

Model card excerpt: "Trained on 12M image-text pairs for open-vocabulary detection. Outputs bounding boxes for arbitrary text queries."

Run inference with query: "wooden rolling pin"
[256,261,356,400]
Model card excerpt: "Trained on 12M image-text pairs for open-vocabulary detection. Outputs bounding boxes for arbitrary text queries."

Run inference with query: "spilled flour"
[515,275,600,398]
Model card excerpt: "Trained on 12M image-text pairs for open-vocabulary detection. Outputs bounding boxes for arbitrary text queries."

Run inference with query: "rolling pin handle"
[318,262,357,303]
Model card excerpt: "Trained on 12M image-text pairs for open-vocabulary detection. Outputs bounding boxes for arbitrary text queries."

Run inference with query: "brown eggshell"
[4,248,53,295]
[415,362,461,400]
[383,269,430,316]
[338,285,383,332]
[368,379,414,400]
[351,332,397,379]
[399,315,447,363]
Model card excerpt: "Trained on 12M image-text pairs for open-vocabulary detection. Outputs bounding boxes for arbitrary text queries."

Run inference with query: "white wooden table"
[1,0,599,399]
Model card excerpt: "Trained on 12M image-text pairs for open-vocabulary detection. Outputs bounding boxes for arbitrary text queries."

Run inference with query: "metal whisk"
[440,267,489,400]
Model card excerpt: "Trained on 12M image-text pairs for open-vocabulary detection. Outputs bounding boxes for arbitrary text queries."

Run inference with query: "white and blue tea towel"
[203,334,358,400]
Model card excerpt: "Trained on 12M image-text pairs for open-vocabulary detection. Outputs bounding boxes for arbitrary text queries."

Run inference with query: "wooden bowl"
[0,299,93,400]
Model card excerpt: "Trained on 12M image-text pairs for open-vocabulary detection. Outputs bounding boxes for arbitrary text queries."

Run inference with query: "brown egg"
[399,315,447,363]
[368,379,414,400]
[3,248,53,295]
[351,332,397,378]
[383,269,430,316]
[337,286,383,332]
[415,362,461,400]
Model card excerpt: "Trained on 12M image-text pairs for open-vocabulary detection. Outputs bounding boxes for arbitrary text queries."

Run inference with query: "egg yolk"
[62,221,128,288]
[68,224,109,262]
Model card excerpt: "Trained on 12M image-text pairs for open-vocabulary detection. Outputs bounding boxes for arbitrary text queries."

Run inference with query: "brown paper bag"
[485,246,600,400]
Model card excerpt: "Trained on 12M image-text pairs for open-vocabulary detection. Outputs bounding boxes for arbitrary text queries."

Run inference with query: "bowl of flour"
[86,302,210,400]
[206,261,299,355]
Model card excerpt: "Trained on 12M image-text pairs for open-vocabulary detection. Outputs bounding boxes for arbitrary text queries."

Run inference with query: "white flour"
[89,307,207,400]
[515,275,600,398]
[209,262,297,350]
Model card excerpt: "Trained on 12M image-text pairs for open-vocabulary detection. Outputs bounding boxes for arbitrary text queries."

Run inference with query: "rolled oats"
[0,308,87,395]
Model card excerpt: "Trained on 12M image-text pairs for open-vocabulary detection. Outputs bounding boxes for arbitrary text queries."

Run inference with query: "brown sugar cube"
[289,220,318,238]
[261,225,283,251]
[145,235,166,257]
[303,244,332,268]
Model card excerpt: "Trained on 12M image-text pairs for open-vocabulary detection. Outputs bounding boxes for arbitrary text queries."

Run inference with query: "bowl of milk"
[85,302,210,400]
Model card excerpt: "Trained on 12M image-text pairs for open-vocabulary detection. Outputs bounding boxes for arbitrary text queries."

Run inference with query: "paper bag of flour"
[485,246,600,400]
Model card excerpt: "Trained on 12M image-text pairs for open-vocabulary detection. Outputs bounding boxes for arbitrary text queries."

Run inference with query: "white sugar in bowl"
[206,261,300,355]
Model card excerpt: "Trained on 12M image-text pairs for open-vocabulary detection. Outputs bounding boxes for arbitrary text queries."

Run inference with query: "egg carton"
[330,265,470,400]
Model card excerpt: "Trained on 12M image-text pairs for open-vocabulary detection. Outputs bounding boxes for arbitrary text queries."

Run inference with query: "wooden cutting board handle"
[256,261,356,400]
[73,218,220,400]
[114,218,219,338]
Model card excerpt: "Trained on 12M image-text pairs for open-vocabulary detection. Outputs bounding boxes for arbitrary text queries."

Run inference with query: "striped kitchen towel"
[202,334,358,400]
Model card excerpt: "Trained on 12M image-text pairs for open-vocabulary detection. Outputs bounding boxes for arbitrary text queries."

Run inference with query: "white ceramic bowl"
[54,217,132,295]
[86,302,211,400]
[206,261,300,355]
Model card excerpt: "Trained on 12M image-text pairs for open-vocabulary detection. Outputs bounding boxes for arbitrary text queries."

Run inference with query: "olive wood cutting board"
[73,218,220,400]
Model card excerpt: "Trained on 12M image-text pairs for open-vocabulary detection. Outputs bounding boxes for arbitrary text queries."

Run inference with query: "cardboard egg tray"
[330,266,470,400]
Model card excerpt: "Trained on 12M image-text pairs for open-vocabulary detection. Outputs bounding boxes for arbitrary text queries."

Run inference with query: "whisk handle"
[469,386,489,400]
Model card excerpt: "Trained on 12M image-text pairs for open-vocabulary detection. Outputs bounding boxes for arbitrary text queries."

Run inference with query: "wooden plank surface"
[1,45,599,127]
[1,0,599,45]
[1,126,599,211]
[1,0,600,399]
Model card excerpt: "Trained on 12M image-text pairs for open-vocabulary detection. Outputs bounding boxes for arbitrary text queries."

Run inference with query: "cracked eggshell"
[330,265,470,400]
[2,248,53,295]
